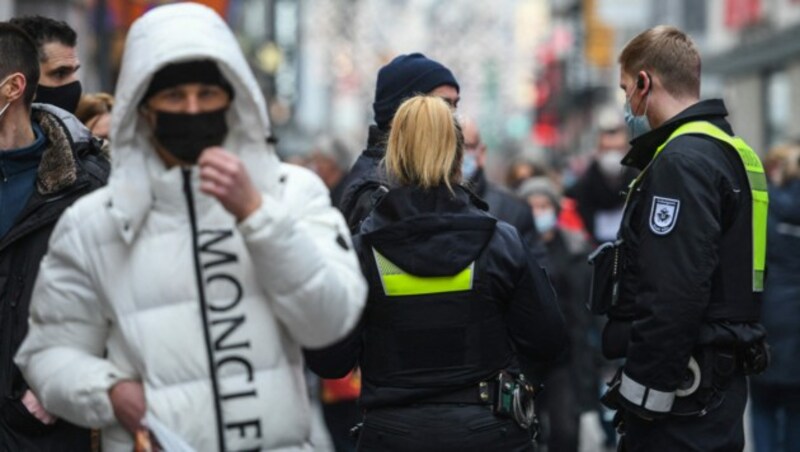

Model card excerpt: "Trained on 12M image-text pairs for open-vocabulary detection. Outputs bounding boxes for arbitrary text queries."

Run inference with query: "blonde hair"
[619,25,701,99]
[75,92,114,126]
[385,95,462,191]
[765,143,800,186]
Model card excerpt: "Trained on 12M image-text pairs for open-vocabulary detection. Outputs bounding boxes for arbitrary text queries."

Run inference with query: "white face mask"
[598,150,626,178]
[0,74,18,120]
[534,209,558,234]
[461,153,478,180]
[624,87,651,139]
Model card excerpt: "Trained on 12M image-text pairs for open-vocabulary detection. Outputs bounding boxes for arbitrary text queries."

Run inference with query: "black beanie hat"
[372,53,459,131]
[142,60,234,103]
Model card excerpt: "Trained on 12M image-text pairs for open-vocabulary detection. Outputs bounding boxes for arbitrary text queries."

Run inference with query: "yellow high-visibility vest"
[372,249,474,297]
[629,121,768,291]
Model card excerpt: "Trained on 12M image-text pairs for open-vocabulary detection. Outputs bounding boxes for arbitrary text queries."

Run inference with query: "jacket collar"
[364,125,387,158]
[623,99,732,171]
[466,167,488,198]
[0,107,97,251]
[31,106,86,195]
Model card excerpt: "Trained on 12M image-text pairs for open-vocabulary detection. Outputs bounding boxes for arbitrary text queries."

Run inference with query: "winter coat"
[754,179,800,386]
[543,229,597,410]
[0,104,108,451]
[605,99,764,412]
[337,126,387,233]
[467,168,547,264]
[15,4,366,452]
[566,160,637,245]
[306,185,566,408]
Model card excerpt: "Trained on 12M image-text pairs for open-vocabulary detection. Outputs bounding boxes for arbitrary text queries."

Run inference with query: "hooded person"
[14,4,366,451]
[337,53,459,232]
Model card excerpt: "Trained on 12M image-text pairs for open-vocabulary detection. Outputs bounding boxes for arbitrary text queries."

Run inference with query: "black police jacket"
[306,184,566,409]
[604,99,765,407]
[337,126,387,233]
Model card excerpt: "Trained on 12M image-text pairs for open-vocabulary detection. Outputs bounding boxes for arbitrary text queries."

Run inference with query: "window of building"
[765,68,791,149]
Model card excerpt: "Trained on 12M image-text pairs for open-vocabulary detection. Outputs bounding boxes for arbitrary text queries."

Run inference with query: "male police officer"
[597,26,769,451]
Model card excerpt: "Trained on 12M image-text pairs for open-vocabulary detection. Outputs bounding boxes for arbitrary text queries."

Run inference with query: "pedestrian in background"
[306,135,352,208]
[598,25,769,451]
[307,95,566,451]
[565,107,637,245]
[0,22,109,451]
[750,143,800,452]
[10,15,83,114]
[518,177,596,452]
[75,92,113,140]
[461,116,547,263]
[15,4,365,451]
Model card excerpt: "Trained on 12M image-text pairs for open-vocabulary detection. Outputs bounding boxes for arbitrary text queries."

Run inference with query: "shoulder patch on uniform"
[649,196,680,235]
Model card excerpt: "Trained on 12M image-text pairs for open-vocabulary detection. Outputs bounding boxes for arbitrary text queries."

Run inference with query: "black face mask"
[36,80,82,113]
[152,108,229,164]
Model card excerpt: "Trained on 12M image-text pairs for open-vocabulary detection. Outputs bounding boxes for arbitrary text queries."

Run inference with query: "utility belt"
[417,371,539,429]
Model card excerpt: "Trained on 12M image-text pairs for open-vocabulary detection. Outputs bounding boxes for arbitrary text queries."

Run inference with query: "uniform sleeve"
[620,146,721,414]
[14,208,130,428]
[505,233,567,378]
[238,167,367,349]
[304,314,365,378]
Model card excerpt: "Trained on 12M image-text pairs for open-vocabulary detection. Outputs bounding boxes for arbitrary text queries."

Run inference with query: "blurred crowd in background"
[3,1,800,451]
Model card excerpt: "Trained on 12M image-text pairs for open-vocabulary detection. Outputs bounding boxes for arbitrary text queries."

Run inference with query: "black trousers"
[357,403,535,452]
[322,400,359,452]
[622,376,748,452]
[537,365,579,452]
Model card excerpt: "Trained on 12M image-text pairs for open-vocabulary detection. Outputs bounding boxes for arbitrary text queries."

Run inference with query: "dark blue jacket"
[754,179,800,386]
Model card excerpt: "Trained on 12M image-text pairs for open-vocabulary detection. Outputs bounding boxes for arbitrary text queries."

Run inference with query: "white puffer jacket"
[15,4,366,451]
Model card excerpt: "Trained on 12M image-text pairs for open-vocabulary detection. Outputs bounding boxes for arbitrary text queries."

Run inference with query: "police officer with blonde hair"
[307,95,566,451]
[593,25,769,451]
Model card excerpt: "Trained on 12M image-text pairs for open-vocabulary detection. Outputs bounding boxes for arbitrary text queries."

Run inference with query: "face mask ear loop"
[0,74,18,119]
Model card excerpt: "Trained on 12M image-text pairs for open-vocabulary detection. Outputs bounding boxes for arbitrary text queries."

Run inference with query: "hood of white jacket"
[109,3,280,243]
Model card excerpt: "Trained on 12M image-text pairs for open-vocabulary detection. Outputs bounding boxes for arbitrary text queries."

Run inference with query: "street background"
[0,1,793,451]
[2,0,797,178]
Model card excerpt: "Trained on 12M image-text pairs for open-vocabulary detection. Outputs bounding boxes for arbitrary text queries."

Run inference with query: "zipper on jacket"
[182,168,226,451]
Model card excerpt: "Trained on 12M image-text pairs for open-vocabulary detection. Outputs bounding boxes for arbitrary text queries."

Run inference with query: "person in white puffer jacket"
[14,3,367,451]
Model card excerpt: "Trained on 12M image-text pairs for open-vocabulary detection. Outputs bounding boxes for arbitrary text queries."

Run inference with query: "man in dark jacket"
[599,26,768,451]
[461,117,546,263]
[565,108,637,245]
[338,53,459,232]
[0,23,108,451]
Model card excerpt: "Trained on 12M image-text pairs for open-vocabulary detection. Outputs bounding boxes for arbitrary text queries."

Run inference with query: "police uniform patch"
[649,196,680,235]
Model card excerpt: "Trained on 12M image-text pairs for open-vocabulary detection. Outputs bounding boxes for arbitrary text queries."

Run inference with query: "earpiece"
[637,72,651,91]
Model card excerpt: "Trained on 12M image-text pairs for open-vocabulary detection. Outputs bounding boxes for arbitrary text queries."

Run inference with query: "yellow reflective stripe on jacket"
[373,249,474,296]
[654,121,768,292]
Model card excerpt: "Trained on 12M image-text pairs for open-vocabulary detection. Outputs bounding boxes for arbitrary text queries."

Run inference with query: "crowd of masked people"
[1,4,799,452]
